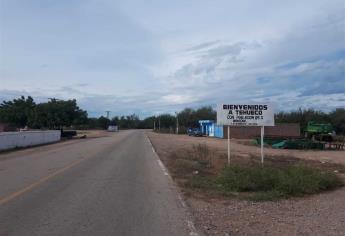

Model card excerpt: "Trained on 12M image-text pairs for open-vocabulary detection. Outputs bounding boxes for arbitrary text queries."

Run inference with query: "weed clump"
[215,165,343,200]
[168,145,343,201]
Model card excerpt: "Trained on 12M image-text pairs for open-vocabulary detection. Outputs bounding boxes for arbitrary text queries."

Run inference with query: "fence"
[0,130,61,151]
[222,123,301,139]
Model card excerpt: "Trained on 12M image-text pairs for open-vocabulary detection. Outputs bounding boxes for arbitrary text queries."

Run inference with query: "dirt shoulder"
[147,131,345,236]
[75,129,112,138]
[149,132,345,165]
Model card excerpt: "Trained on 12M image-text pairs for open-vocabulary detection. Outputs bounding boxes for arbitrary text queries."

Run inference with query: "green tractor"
[304,121,335,142]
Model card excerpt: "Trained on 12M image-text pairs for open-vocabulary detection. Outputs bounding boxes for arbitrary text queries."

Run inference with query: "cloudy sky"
[1,0,344,117]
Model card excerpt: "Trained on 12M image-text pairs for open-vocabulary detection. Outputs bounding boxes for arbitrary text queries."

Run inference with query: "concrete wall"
[222,123,300,139]
[0,130,61,151]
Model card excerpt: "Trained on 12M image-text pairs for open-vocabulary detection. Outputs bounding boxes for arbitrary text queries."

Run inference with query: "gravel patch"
[188,188,345,236]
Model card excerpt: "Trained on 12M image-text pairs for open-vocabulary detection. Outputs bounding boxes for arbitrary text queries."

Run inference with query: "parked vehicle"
[60,129,77,139]
[187,128,202,137]
[107,125,118,132]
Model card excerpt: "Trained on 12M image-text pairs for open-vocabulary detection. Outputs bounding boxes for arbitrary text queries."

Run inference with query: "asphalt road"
[0,130,193,236]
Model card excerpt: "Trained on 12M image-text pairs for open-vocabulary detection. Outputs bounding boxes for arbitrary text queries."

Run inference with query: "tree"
[178,106,216,128]
[87,118,99,129]
[157,114,176,130]
[30,99,88,129]
[139,116,155,129]
[275,108,331,132]
[110,116,119,126]
[115,114,141,129]
[194,106,216,121]
[0,96,36,128]
[97,116,110,129]
[178,108,196,127]
[329,108,345,134]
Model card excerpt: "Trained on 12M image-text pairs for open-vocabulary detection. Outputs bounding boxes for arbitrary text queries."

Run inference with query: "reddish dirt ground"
[147,131,345,236]
[149,132,345,165]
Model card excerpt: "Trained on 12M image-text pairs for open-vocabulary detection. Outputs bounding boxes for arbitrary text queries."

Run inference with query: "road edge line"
[145,132,200,236]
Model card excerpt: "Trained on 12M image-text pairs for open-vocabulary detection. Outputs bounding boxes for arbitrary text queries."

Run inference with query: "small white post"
[227,126,231,166]
[175,112,179,134]
[261,126,264,165]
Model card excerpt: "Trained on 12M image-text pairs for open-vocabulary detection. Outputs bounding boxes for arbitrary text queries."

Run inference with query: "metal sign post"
[227,126,230,166]
[159,117,161,131]
[261,126,264,165]
[175,112,179,134]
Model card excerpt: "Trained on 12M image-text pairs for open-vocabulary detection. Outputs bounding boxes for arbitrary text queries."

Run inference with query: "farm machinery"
[254,122,342,150]
[304,122,335,142]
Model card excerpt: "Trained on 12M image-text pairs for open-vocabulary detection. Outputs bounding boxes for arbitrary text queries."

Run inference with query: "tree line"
[0,96,344,134]
[0,96,87,129]
[275,108,345,134]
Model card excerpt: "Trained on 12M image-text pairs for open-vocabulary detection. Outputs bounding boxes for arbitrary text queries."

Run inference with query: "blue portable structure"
[214,125,224,138]
[198,120,215,137]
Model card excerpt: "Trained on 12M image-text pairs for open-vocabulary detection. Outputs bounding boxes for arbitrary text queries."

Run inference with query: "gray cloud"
[1,0,344,116]
[203,43,244,58]
[185,40,221,52]
[161,5,345,113]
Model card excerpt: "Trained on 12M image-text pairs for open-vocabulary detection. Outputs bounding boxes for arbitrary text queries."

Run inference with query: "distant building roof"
[198,120,215,124]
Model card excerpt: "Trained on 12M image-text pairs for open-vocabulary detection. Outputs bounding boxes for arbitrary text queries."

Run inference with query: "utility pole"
[105,111,110,119]
[153,120,156,131]
[158,116,161,131]
[175,112,179,134]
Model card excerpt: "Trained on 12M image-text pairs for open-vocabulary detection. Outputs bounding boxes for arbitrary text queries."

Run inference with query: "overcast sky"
[1,0,344,117]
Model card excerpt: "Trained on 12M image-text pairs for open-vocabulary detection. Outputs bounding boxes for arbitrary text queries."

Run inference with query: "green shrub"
[191,144,213,167]
[185,176,215,189]
[249,190,283,201]
[174,159,198,173]
[216,166,279,192]
[214,165,343,200]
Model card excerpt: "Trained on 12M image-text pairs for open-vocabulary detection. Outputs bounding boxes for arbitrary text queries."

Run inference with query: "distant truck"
[107,125,118,132]
[304,122,335,142]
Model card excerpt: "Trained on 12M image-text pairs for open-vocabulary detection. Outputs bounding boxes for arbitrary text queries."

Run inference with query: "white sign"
[217,103,274,126]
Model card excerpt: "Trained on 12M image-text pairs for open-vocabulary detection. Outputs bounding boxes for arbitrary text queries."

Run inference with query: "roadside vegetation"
[166,144,344,201]
[189,165,343,201]
[1,96,344,134]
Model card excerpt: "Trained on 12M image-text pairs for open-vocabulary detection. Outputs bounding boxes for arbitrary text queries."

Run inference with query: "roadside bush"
[215,165,343,200]
[186,176,215,189]
[281,166,342,195]
[216,165,278,192]
[174,159,201,174]
[191,144,213,167]
[172,157,210,176]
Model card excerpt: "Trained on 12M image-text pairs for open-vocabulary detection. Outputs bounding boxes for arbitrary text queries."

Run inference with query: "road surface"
[0,130,194,236]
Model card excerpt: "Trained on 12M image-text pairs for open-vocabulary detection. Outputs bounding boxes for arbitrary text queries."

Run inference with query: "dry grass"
[164,143,344,201]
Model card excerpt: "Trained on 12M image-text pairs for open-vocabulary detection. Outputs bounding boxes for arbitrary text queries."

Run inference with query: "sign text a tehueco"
[217,103,274,126]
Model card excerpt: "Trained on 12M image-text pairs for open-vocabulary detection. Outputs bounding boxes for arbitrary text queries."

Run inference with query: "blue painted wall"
[214,125,224,138]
